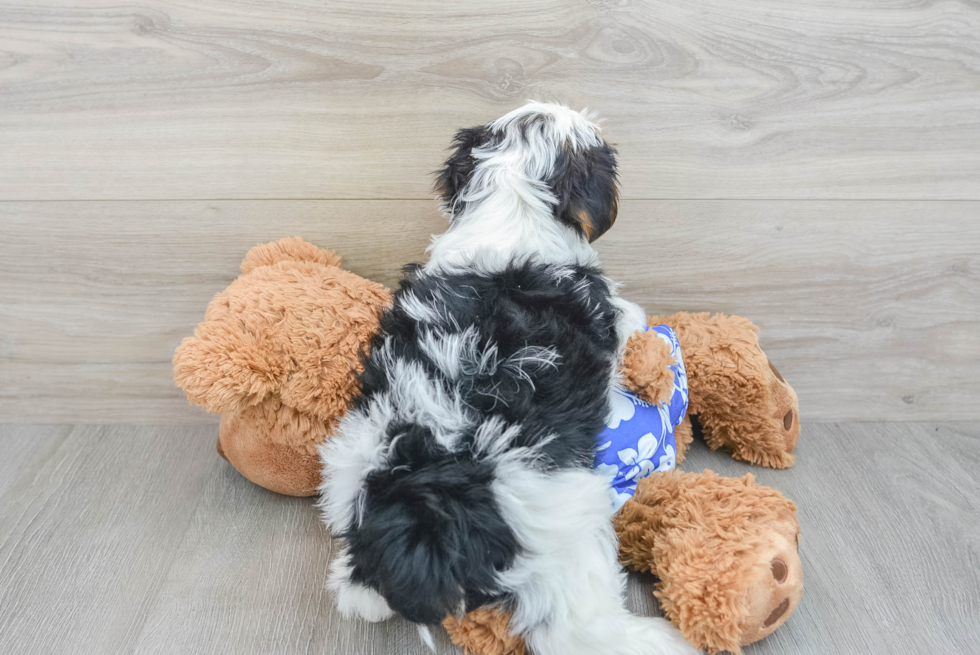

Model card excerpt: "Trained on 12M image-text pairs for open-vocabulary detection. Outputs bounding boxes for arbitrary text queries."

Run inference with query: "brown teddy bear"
[173,237,391,496]
[174,237,803,654]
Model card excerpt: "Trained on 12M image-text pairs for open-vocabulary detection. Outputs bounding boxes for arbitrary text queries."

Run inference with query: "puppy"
[319,102,698,655]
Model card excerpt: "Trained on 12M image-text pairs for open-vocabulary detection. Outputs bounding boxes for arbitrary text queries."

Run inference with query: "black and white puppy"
[319,102,698,655]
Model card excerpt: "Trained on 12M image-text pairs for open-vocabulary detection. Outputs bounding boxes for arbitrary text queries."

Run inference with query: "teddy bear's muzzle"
[739,530,804,646]
[768,360,801,453]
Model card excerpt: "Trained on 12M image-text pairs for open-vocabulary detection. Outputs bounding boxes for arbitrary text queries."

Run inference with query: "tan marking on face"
[575,208,595,241]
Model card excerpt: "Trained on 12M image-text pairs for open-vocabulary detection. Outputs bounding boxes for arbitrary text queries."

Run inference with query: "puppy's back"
[340,261,621,622]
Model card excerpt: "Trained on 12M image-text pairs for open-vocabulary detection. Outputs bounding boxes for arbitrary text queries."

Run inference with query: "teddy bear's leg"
[444,607,526,655]
[650,312,799,469]
[673,415,693,465]
[216,404,326,496]
[615,470,803,654]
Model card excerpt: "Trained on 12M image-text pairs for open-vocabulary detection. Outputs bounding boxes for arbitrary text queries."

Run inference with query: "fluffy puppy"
[319,102,698,655]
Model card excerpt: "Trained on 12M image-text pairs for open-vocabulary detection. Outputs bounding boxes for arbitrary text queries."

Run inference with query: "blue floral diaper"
[594,325,689,511]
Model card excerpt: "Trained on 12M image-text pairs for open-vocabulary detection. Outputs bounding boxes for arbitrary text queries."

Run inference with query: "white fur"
[419,326,560,400]
[609,293,649,353]
[385,358,472,445]
[318,337,476,529]
[319,102,696,655]
[318,401,392,533]
[327,548,394,622]
[491,458,700,655]
[401,290,446,326]
[426,102,603,276]
[418,325,484,380]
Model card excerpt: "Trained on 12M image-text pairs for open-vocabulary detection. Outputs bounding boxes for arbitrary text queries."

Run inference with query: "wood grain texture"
[1,423,977,654]
[680,422,980,655]
[1,0,979,200]
[0,425,215,654]
[2,199,977,423]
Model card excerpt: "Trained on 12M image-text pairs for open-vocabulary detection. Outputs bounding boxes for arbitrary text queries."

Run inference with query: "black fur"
[345,262,622,625]
[433,125,493,217]
[504,109,620,241]
[434,117,619,242]
[549,142,619,242]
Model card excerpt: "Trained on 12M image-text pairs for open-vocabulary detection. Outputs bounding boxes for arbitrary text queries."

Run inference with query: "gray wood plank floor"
[1,423,977,654]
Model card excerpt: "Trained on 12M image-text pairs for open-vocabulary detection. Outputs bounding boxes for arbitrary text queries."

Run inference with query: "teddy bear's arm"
[620,327,676,407]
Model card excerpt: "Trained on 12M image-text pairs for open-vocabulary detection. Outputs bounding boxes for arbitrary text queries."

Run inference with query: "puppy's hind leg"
[493,465,700,655]
[327,544,394,623]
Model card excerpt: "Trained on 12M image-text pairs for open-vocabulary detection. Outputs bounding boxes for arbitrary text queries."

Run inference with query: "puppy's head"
[435,102,619,243]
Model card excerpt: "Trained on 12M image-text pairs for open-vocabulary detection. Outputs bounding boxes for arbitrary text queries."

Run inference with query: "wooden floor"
[1,422,977,655]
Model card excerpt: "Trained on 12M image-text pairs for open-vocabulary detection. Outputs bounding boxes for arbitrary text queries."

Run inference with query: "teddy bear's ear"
[240,237,343,274]
[173,320,287,415]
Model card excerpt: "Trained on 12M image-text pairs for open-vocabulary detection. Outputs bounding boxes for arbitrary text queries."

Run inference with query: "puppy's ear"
[550,142,619,242]
[434,126,491,215]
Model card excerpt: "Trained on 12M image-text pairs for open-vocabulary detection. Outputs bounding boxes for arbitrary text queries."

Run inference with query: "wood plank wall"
[1,1,978,422]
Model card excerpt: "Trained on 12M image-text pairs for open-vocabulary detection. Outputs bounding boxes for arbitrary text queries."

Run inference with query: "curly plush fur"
[651,313,799,469]
[616,471,802,654]
[444,314,803,655]
[173,237,391,495]
[444,608,527,655]
[620,327,677,407]
[174,241,804,651]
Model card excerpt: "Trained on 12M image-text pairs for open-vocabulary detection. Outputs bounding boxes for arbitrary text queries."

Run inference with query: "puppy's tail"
[347,424,519,625]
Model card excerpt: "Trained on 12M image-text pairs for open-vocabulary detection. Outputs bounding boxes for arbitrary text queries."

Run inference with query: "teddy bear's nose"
[771,557,788,583]
[782,408,799,452]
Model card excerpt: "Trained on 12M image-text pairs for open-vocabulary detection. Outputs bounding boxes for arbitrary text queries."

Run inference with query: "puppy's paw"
[331,580,394,622]
[327,559,394,622]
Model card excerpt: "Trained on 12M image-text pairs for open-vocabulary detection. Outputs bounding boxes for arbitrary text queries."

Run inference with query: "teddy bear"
[173,237,391,496]
[174,237,803,654]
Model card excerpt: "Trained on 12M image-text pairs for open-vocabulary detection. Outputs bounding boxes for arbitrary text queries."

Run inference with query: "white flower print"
[610,488,635,512]
[594,462,619,483]
[617,432,663,482]
[605,388,637,429]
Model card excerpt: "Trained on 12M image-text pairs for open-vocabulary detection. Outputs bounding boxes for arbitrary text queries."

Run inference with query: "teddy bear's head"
[174,238,391,496]
[654,312,800,469]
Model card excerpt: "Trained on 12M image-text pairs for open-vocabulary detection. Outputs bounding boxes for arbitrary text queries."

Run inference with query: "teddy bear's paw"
[621,328,677,406]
